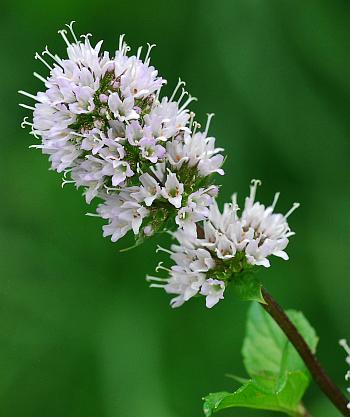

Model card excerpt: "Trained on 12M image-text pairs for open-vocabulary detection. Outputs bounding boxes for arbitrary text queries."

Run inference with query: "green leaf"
[243,303,318,391]
[203,371,308,417]
[203,303,318,416]
[232,272,265,303]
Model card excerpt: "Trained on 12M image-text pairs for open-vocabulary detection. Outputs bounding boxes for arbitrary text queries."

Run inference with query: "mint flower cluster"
[20,22,298,308]
[20,22,223,243]
[148,180,298,308]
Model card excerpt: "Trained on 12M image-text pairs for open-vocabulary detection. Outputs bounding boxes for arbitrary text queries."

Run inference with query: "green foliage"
[203,303,318,417]
[232,272,265,303]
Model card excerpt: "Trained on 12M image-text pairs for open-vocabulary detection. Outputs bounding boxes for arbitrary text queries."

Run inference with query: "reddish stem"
[261,288,350,416]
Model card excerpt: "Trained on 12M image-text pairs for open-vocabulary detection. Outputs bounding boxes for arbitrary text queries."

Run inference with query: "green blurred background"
[1,0,349,416]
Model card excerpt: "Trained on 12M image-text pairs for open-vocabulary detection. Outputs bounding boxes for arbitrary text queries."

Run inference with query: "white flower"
[164,269,206,308]
[175,187,216,234]
[119,201,149,234]
[165,114,225,178]
[96,189,149,241]
[161,172,184,208]
[148,180,298,308]
[125,121,143,145]
[100,159,134,186]
[69,86,95,114]
[132,173,161,206]
[108,92,139,122]
[144,96,191,141]
[139,134,166,163]
[200,279,225,308]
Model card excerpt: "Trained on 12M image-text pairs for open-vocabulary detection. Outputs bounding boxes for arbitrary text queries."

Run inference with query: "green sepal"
[232,272,266,304]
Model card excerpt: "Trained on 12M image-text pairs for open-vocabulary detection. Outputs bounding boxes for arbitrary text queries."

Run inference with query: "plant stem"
[261,288,350,417]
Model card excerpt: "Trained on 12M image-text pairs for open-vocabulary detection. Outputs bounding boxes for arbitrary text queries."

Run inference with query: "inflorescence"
[20,22,223,244]
[148,180,299,308]
[20,22,299,309]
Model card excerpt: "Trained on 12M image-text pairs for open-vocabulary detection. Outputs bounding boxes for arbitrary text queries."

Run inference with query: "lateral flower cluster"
[20,22,223,243]
[148,180,299,308]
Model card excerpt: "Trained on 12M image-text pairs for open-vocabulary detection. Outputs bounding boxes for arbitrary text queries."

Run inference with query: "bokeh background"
[1,0,350,416]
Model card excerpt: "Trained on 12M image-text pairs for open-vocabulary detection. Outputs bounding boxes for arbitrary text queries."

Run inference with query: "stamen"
[58,29,71,46]
[103,185,122,194]
[192,121,201,135]
[250,179,262,202]
[146,275,168,282]
[33,72,47,84]
[150,283,166,288]
[18,90,41,102]
[20,117,33,129]
[42,46,62,66]
[170,78,186,102]
[340,339,350,356]
[19,103,36,111]
[136,46,143,60]
[80,33,92,41]
[61,179,75,188]
[271,192,280,210]
[29,127,40,139]
[231,193,238,206]
[118,34,131,55]
[189,111,195,130]
[85,212,100,217]
[284,202,300,219]
[35,53,53,71]
[80,33,92,48]
[156,245,173,255]
[155,262,171,273]
[204,113,215,136]
[65,21,78,43]
[118,34,126,52]
[179,95,197,112]
[145,43,156,64]
[177,88,188,105]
